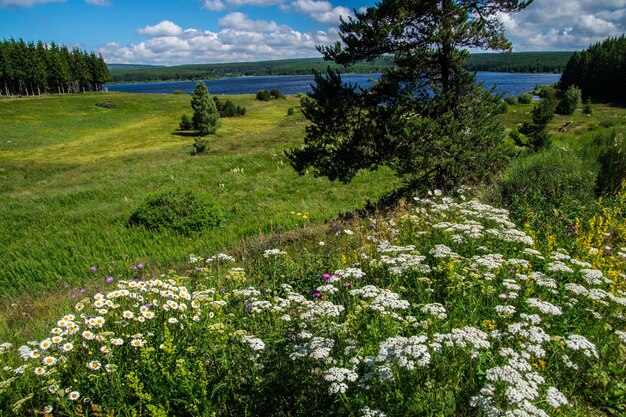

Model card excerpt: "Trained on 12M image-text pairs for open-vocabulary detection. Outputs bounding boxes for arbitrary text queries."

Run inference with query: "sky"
[0,0,625,65]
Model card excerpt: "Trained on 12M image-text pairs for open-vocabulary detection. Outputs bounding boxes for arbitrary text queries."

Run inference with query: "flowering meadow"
[1,189,625,416]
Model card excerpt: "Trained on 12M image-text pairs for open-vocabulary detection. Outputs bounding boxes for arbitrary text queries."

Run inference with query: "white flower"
[241,335,265,351]
[67,391,80,401]
[495,305,516,318]
[420,303,447,320]
[263,248,287,257]
[564,334,598,358]
[616,330,626,344]
[526,298,562,316]
[546,386,568,408]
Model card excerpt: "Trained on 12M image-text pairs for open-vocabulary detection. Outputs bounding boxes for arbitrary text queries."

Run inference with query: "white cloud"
[100,18,340,65]
[202,0,283,11]
[85,0,110,5]
[137,20,184,37]
[281,0,353,24]
[501,0,626,50]
[0,0,64,7]
[219,12,282,32]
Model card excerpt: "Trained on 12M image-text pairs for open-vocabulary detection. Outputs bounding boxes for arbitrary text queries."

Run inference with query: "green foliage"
[172,89,186,94]
[179,113,193,130]
[465,51,572,73]
[270,88,284,99]
[287,106,295,116]
[560,35,626,104]
[2,191,626,416]
[517,93,532,104]
[95,100,117,109]
[557,85,581,115]
[490,148,596,219]
[504,96,518,105]
[128,189,222,234]
[583,98,593,115]
[289,0,531,191]
[192,137,209,155]
[0,38,110,96]
[594,131,626,195]
[256,90,272,101]
[517,98,556,151]
[191,82,219,136]
[213,96,246,117]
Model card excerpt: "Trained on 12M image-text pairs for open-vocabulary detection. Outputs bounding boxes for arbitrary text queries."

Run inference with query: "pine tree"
[191,82,219,136]
[287,0,532,190]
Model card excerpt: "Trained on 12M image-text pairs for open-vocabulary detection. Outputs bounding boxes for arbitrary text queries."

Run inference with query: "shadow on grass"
[171,131,199,137]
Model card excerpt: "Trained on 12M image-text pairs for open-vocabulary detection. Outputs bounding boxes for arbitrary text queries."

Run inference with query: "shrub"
[490,147,596,220]
[595,131,626,195]
[172,90,186,94]
[270,88,284,99]
[213,96,246,117]
[192,137,209,155]
[179,114,193,130]
[517,98,556,151]
[557,85,581,115]
[128,190,222,234]
[517,93,533,104]
[583,98,593,115]
[287,107,295,116]
[95,101,117,109]
[256,90,271,101]
[504,96,518,105]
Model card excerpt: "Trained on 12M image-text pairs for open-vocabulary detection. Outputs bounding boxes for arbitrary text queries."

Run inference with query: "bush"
[287,107,295,116]
[595,131,626,195]
[129,190,222,234]
[517,98,555,151]
[213,96,246,117]
[256,90,272,101]
[557,85,581,115]
[270,88,284,99]
[583,98,593,115]
[172,90,186,94]
[95,101,117,109]
[192,137,209,155]
[179,114,193,130]
[490,147,596,220]
[504,96,518,105]
[517,93,533,104]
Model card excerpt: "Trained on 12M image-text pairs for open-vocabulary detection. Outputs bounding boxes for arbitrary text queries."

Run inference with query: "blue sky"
[1,0,625,65]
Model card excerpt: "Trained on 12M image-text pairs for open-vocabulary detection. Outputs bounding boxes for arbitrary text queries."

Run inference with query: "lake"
[108,72,561,97]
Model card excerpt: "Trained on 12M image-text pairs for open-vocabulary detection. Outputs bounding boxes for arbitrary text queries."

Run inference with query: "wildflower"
[546,387,568,408]
[61,342,74,352]
[42,356,57,366]
[82,331,95,340]
[34,367,46,376]
[39,339,52,350]
[43,405,53,414]
[67,391,80,401]
[90,266,97,271]
[122,310,134,319]
[263,248,287,257]
[241,335,266,351]
[86,361,102,371]
[106,276,114,283]
[168,318,179,324]
[110,338,124,346]
[130,339,144,347]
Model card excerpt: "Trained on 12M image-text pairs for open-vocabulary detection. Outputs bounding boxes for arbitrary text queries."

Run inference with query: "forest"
[0,38,111,96]
[108,52,572,83]
[559,35,626,103]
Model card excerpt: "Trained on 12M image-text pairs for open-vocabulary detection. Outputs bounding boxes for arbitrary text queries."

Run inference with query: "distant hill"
[108,52,574,83]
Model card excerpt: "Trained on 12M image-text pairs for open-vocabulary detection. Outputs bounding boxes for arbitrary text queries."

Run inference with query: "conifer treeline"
[0,38,111,96]
[559,35,626,103]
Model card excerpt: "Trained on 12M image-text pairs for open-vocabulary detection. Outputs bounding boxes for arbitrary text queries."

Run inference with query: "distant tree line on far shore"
[108,52,573,84]
[559,35,626,104]
[0,38,111,97]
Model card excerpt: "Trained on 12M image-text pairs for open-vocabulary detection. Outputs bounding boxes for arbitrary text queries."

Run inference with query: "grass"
[0,92,398,335]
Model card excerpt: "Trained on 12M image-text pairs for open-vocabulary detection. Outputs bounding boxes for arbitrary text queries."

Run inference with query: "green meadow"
[0,92,397,306]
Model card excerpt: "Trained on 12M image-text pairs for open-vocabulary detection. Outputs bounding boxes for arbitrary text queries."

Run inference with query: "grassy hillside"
[0,93,398,303]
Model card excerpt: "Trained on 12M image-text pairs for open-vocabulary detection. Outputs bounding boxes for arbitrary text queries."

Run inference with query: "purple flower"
[195,267,203,272]
[259,284,265,290]
[313,293,322,298]
[131,265,137,270]
[137,263,144,269]
[323,273,332,280]
[79,289,85,293]
[106,276,114,283]
[509,269,516,274]
[90,266,97,271]
[71,294,77,299]
[343,282,352,287]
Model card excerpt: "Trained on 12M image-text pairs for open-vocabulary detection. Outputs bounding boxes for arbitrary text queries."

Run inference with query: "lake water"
[108,72,561,97]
